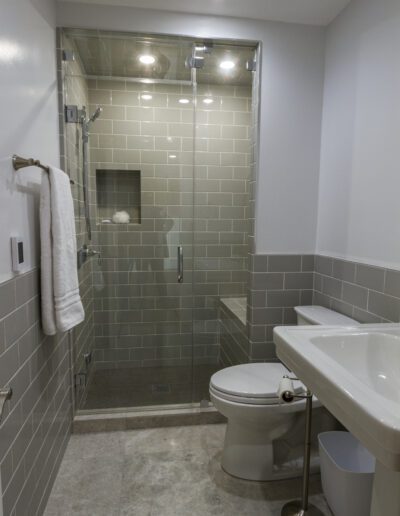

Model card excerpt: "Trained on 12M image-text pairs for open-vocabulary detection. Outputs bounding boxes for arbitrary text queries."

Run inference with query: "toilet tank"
[294,306,359,326]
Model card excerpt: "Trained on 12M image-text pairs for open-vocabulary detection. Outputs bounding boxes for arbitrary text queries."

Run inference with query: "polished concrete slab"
[82,364,219,410]
[44,424,332,516]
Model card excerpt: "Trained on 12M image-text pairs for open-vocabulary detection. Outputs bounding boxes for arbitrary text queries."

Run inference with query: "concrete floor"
[44,424,332,516]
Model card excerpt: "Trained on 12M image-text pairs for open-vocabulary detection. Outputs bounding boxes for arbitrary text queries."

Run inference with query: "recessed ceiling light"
[179,98,190,104]
[141,94,152,100]
[220,60,235,70]
[169,154,177,159]
[203,98,213,105]
[139,54,155,65]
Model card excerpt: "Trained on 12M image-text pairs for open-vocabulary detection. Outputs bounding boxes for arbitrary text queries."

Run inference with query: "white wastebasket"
[318,431,375,516]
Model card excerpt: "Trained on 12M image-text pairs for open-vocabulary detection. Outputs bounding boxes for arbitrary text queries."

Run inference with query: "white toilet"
[210,305,358,481]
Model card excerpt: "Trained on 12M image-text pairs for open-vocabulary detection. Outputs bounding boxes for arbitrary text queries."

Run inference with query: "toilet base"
[221,419,321,482]
[221,419,274,481]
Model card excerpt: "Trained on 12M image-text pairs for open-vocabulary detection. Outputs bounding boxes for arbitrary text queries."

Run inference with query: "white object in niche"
[112,210,130,224]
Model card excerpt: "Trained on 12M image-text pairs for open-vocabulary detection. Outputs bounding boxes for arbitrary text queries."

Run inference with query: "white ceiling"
[58,0,352,26]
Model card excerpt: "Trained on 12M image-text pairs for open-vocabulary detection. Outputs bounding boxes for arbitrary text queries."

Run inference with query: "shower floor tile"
[81,364,220,410]
[44,424,333,516]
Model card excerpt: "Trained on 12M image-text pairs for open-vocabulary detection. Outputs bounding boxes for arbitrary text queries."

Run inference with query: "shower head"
[89,106,102,123]
[81,106,102,141]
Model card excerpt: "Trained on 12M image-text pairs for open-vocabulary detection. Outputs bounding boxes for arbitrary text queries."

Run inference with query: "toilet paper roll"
[277,377,295,403]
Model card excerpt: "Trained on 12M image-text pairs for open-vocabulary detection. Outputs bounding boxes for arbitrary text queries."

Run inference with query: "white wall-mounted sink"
[274,323,400,516]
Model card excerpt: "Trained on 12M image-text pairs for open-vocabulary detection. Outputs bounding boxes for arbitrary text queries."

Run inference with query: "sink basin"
[273,324,400,471]
[310,332,400,403]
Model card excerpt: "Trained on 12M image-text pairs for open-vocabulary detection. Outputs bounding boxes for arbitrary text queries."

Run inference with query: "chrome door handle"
[0,387,12,424]
[177,246,183,283]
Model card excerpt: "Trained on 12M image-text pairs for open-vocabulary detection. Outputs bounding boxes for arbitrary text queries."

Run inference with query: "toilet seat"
[210,363,306,406]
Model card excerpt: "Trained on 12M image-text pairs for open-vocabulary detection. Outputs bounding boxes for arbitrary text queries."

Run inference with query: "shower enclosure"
[58,28,258,413]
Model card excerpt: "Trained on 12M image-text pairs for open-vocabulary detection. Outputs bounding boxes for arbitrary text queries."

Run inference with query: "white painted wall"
[57,2,325,254]
[0,0,59,283]
[317,0,400,269]
[59,0,352,26]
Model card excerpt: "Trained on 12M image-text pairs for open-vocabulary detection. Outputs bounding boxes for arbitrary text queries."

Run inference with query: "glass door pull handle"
[177,246,183,283]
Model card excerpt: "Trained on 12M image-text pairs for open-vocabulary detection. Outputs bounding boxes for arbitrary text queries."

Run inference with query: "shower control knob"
[77,245,102,269]
[85,247,100,257]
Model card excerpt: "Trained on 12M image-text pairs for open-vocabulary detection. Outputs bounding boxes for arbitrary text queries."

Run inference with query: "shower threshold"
[73,402,225,434]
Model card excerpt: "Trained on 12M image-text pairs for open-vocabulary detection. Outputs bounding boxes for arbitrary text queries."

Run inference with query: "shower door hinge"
[74,372,87,389]
[186,56,205,69]
[246,59,257,72]
[65,105,86,123]
[62,49,75,62]
[65,105,79,123]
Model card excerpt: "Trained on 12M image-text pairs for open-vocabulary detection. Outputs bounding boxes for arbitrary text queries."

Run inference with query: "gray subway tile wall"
[87,79,252,370]
[245,254,400,363]
[0,270,71,516]
[219,299,250,367]
[314,255,400,324]
[247,255,314,361]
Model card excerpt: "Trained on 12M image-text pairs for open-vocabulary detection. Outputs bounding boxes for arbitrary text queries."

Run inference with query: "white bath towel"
[40,167,84,335]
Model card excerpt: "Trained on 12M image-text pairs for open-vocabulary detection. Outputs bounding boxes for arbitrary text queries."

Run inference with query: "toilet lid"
[210,363,304,400]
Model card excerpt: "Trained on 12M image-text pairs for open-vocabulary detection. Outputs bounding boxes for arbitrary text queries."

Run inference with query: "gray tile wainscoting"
[247,254,314,362]
[219,298,250,367]
[245,253,400,362]
[0,270,72,515]
[313,255,400,323]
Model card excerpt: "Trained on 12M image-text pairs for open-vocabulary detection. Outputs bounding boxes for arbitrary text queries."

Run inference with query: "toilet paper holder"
[278,375,310,403]
[0,387,13,423]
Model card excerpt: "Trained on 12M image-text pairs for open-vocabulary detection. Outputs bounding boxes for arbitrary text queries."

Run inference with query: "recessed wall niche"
[96,169,141,224]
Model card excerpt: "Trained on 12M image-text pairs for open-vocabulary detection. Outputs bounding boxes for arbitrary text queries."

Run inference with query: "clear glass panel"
[192,41,256,403]
[61,29,196,411]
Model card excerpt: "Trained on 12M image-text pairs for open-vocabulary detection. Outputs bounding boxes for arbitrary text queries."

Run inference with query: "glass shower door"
[83,80,196,410]
[191,42,255,403]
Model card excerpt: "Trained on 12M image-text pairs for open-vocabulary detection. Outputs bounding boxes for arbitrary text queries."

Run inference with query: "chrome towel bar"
[12,154,74,185]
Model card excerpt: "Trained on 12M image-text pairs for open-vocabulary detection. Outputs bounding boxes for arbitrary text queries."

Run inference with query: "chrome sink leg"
[281,389,324,516]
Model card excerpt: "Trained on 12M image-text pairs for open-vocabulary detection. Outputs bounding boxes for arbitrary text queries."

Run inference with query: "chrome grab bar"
[177,246,183,283]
